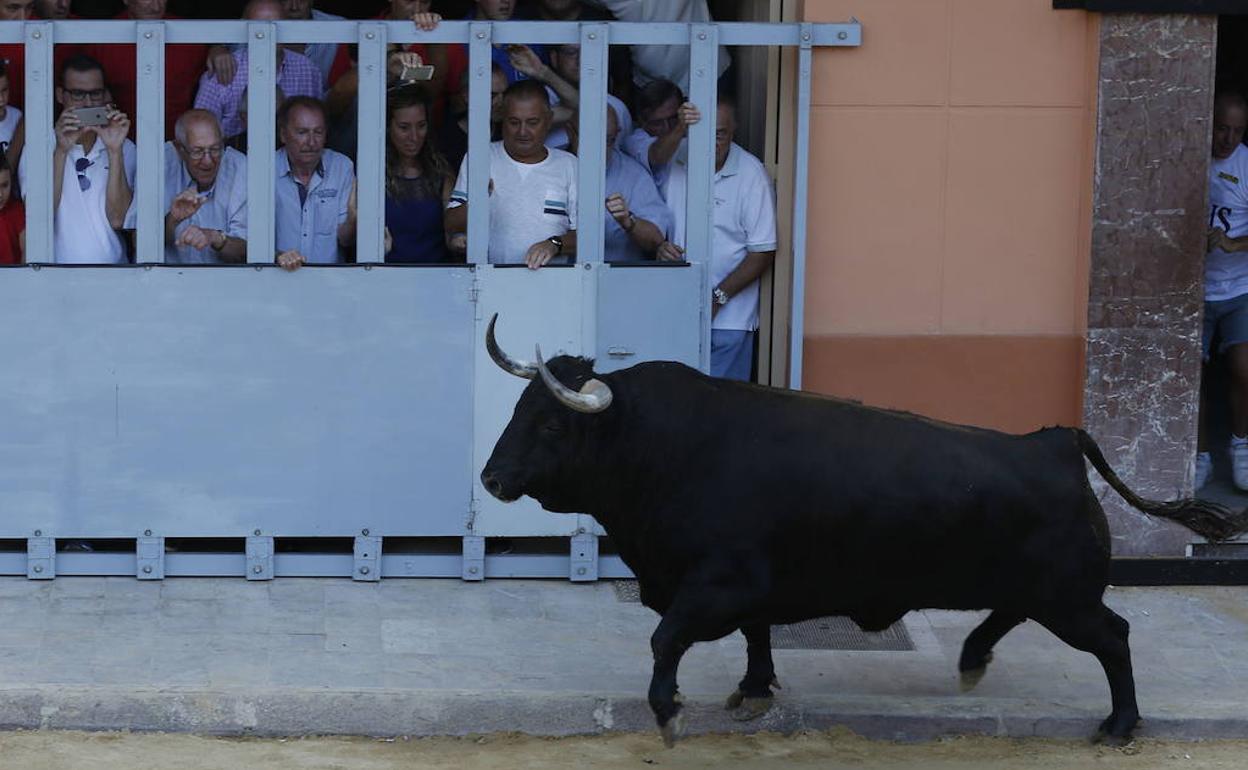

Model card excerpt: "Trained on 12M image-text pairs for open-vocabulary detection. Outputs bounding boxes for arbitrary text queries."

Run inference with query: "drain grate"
[610,581,914,652]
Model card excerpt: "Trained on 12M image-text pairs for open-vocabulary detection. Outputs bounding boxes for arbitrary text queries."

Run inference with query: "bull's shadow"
[479,315,1248,748]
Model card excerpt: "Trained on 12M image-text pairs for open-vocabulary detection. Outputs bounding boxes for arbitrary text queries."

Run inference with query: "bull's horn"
[486,314,537,379]
[535,344,613,414]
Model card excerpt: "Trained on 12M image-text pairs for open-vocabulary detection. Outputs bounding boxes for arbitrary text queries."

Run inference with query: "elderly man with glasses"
[135,109,247,264]
[19,54,135,265]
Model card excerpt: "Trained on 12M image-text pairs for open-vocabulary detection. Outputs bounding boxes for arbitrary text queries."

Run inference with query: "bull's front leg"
[724,622,779,720]
[647,586,748,747]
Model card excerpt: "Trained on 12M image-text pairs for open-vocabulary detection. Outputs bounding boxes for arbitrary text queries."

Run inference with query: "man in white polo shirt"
[659,89,776,381]
[20,53,136,264]
[1196,90,1248,490]
[124,110,248,264]
[446,79,578,268]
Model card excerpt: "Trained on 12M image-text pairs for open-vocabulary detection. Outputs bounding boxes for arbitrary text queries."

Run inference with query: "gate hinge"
[246,535,274,580]
[353,535,382,581]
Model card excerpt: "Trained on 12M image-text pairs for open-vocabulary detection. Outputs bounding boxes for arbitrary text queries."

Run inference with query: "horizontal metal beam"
[0,20,861,47]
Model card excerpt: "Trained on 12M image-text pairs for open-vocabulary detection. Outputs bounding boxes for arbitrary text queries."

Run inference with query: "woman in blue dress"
[384,85,455,263]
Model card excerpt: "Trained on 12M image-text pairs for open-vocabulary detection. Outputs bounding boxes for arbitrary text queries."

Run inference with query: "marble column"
[1084,14,1216,557]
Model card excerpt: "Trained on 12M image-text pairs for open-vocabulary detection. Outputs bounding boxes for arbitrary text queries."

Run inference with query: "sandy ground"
[1,730,1245,770]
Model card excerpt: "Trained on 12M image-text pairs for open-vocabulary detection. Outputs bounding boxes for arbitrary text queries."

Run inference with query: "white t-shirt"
[663,143,777,331]
[20,135,138,264]
[448,142,578,265]
[585,0,730,91]
[0,106,21,157]
[1206,144,1248,301]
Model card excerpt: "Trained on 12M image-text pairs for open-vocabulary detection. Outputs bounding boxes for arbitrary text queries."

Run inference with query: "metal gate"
[0,17,860,580]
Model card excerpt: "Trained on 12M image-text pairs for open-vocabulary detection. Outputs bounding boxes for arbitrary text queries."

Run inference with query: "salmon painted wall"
[800,0,1098,433]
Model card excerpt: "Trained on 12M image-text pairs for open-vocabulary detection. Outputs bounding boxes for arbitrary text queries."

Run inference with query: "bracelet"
[624,213,637,233]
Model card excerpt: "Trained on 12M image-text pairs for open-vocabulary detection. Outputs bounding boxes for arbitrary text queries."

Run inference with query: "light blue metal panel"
[0,267,475,538]
[465,22,492,266]
[136,22,166,264]
[595,263,706,374]
[471,266,585,537]
[356,23,386,264]
[246,22,277,264]
[23,23,54,264]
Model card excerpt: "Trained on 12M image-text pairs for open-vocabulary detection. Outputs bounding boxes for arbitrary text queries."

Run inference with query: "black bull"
[479,316,1248,745]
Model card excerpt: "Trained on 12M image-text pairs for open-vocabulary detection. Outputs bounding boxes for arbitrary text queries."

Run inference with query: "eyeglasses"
[62,88,108,102]
[643,114,680,134]
[74,156,92,192]
[181,144,223,161]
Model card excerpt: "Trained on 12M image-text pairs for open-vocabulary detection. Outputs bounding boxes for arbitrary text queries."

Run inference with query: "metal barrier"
[0,18,861,580]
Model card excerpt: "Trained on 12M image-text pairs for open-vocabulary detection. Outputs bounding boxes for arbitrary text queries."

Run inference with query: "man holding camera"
[19,53,136,264]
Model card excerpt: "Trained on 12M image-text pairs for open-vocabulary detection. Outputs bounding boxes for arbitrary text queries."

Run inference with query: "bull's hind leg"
[1035,603,1138,743]
[958,610,1025,691]
[724,622,779,720]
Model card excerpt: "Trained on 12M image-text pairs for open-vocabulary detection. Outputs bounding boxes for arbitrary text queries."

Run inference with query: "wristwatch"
[713,287,729,306]
[548,235,564,254]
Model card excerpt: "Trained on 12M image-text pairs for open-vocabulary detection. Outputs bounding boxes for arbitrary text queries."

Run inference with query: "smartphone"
[74,106,111,127]
[399,63,435,82]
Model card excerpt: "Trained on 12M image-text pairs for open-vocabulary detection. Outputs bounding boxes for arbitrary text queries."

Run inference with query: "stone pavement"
[0,578,1244,741]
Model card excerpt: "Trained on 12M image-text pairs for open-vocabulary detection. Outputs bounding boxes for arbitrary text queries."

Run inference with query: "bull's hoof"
[724,688,745,710]
[659,710,686,748]
[729,695,774,722]
[958,652,992,692]
[1092,712,1139,746]
[959,665,988,692]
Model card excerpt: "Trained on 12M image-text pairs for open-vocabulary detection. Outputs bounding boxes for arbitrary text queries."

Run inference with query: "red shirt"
[81,13,207,139]
[0,197,25,265]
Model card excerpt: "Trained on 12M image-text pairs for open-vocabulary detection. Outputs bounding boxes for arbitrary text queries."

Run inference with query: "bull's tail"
[1077,429,1248,542]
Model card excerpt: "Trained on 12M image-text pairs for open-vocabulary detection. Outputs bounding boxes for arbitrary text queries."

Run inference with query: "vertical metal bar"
[569,532,598,582]
[356,22,386,264]
[245,535,274,580]
[576,23,607,264]
[246,21,277,264]
[462,535,485,581]
[466,22,492,265]
[136,535,165,579]
[27,535,54,580]
[24,22,54,263]
[789,27,813,390]
[353,534,381,581]
[686,24,719,372]
[136,22,166,263]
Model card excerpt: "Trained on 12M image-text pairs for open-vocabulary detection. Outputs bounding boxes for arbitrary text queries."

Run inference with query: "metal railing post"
[23,22,54,263]
[135,21,166,264]
[245,20,277,265]
[356,22,387,264]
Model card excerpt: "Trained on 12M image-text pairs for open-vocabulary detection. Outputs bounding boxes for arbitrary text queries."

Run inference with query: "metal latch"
[606,346,635,358]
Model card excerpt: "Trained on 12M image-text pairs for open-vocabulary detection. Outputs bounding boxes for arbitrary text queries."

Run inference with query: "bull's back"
[633,373,1107,614]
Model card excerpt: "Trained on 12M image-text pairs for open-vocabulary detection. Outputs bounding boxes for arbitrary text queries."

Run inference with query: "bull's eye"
[541,419,565,436]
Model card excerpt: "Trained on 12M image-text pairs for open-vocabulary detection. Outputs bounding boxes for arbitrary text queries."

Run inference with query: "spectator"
[80,0,210,139]
[624,78,698,190]
[33,0,69,17]
[19,54,135,265]
[157,110,247,264]
[193,0,321,144]
[376,2,451,124]
[273,96,356,269]
[445,79,576,268]
[584,0,729,93]
[0,156,24,264]
[533,43,631,153]
[565,103,667,262]
[527,0,633,106]
[0,0,33,116]
[224,84,287,154]
[437,64,507,176]
[1197,91,1248,489]
[441,0,547,91]
[384,85,453,263]
[281,0,347,94]
[658,89,775,381]
[0,62,21,162]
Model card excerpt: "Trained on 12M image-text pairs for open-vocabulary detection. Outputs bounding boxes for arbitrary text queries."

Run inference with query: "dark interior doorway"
[1199,14,1248,506]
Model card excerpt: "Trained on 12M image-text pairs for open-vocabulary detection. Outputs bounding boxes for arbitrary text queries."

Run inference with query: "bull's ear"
[486,314,537,379]
[535,345,613,414]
